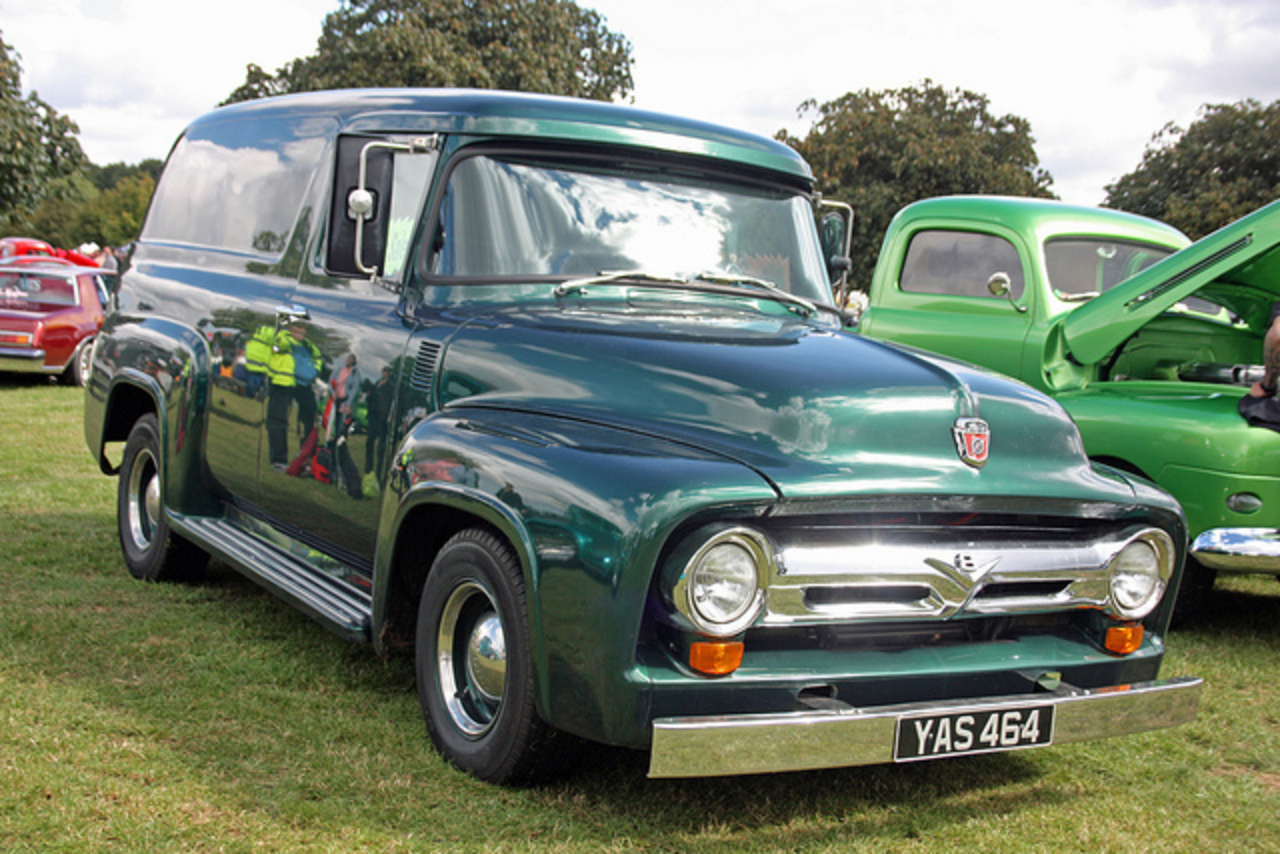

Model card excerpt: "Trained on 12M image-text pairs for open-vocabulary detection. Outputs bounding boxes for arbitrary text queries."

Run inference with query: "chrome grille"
[762,521,1147,624]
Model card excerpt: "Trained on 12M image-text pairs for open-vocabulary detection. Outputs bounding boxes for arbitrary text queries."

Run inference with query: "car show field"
[3,378,1279,852]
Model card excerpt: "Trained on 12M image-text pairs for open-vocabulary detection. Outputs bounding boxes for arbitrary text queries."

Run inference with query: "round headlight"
[672,527,769,637]
[1108,529,1174,619]
[691,541,759,625]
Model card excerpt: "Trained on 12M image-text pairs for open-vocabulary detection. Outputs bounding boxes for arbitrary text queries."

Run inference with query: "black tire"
[1169,557,1216,628]
[60,338,93,387]
[416,528,557,784]
[117,414,208,582]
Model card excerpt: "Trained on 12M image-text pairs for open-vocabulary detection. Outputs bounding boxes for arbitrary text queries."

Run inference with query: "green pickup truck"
[860,195,1280,614]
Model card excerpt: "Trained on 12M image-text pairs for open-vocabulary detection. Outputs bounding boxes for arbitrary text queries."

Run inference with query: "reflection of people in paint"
[244,324,274,398]
[266,324,323,469]
[365,365,392,475]
[329,353,362,424]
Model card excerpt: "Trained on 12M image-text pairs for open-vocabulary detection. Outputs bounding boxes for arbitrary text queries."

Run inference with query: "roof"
[892,195,1190,250]
[189,88,814,184]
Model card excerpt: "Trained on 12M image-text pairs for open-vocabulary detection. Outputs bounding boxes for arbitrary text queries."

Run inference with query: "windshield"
[1044,238,1176,300]
[418,153,831,303]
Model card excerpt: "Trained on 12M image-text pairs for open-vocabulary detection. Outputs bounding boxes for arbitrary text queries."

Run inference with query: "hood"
[433,302,1124,503]
[1062,198,1280,365]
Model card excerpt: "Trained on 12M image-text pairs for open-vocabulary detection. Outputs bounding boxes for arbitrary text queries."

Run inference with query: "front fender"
[374,406,778,745]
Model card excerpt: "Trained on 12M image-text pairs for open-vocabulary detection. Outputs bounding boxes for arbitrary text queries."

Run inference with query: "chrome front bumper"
[1191,528,1280,573]
[648,676,1201,778]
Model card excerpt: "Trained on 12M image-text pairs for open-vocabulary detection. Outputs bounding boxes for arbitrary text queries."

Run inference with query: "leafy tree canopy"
[1105,99,1280,239]
[0,32,87,231]
[224,0,634,105]
[779,80,1054,292]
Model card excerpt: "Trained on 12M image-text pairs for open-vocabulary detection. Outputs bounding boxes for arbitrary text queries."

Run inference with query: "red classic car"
[0,261,111,385]
[0,236,98,267]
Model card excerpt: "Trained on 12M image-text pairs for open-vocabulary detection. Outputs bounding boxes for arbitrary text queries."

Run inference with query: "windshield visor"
[419,153,830,303]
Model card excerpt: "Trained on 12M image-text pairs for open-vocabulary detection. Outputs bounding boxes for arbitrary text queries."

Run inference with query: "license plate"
[894,704,1054,761]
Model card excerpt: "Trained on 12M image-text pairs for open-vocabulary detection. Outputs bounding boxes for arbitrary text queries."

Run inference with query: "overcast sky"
[4,0,1280,205]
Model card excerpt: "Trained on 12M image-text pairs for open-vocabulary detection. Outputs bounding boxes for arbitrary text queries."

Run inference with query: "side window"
[900,230,1025,300]
[144,114,334,255]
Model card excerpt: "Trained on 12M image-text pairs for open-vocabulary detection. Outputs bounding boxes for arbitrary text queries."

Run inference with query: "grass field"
[3,378,1280,852]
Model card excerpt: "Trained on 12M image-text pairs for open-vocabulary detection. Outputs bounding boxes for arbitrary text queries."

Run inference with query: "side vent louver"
[409,341,442,393]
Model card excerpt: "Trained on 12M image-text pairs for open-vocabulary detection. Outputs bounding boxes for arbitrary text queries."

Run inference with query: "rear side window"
[0,273,78,307]
[900,230,1025,300]
[143,115,334,255]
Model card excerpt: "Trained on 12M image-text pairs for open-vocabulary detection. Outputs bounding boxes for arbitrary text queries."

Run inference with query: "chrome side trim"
[1191,527,1280,573]
[647,676,1202,778]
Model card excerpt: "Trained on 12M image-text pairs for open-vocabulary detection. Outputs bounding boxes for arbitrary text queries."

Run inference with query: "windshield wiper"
[553,270,686,297]
[554,269,818,318]
[693,271,817,318]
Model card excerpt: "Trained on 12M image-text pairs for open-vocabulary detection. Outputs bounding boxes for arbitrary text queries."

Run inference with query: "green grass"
[3,377,1280,852]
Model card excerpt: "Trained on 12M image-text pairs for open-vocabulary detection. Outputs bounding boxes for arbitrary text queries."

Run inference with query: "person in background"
[1249,302,1280,399]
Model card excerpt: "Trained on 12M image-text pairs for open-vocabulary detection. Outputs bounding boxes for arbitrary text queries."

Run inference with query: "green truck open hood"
[1061,198,1280,365]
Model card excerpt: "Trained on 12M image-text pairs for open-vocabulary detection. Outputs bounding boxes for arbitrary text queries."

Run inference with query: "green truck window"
[900,230,1025,300]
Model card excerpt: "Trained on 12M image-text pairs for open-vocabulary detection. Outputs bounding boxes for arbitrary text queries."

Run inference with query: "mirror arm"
[818,198,855,305]
[347,136,439,282]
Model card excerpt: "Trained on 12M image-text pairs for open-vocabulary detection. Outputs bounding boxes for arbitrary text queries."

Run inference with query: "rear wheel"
[416,528,557,784]
[117,414,208,581]
[60,338,93,386]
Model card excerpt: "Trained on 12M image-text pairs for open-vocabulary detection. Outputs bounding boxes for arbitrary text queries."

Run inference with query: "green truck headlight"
[1107,528,1175,620]
[671,527,769,637]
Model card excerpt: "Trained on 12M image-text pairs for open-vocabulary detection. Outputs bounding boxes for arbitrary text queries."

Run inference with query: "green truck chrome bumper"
[648,676,1202,778]
[1192,528,1280,574]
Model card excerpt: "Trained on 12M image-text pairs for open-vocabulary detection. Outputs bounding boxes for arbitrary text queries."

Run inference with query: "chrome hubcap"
[437,581,506,736]
[127,447,159,550]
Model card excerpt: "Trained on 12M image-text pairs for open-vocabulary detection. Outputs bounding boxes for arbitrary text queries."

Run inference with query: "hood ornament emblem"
[952,417,990,468]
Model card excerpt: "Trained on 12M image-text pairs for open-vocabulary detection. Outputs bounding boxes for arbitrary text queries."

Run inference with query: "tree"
[224,0,634,105]
[23,161,160,249]
[1105,99,1280,239]
[779,80,1054,292]
[0,32,87,231]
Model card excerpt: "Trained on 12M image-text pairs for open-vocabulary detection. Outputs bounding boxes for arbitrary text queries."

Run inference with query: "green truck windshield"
[423,154,830,302]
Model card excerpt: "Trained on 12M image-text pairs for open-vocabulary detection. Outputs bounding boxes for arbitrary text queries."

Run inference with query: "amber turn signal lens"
[1105,622,1144,655]
[689,641,744,675]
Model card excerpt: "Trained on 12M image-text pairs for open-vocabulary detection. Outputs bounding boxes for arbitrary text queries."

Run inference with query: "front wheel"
[416,528,558,784]
[1169,557,1216,627]
[117,414,208,582]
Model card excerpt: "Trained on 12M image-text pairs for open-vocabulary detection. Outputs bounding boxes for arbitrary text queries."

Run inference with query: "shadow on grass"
[1179,576,1280,648]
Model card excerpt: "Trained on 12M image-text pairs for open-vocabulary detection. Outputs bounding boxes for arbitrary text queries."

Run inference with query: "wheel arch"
[374,484,537,660]
[1090,454,1150,479]
[93,371,164,475]
[85,317,219,517]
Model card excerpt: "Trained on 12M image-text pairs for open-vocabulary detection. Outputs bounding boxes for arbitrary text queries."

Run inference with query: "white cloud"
[3,0,1280,202]
[3,0,335,163]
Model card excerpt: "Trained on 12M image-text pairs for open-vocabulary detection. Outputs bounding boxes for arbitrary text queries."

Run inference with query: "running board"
[176,516,373,642]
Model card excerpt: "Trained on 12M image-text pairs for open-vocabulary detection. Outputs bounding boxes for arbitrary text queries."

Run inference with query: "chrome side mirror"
[987,272,1026,313]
